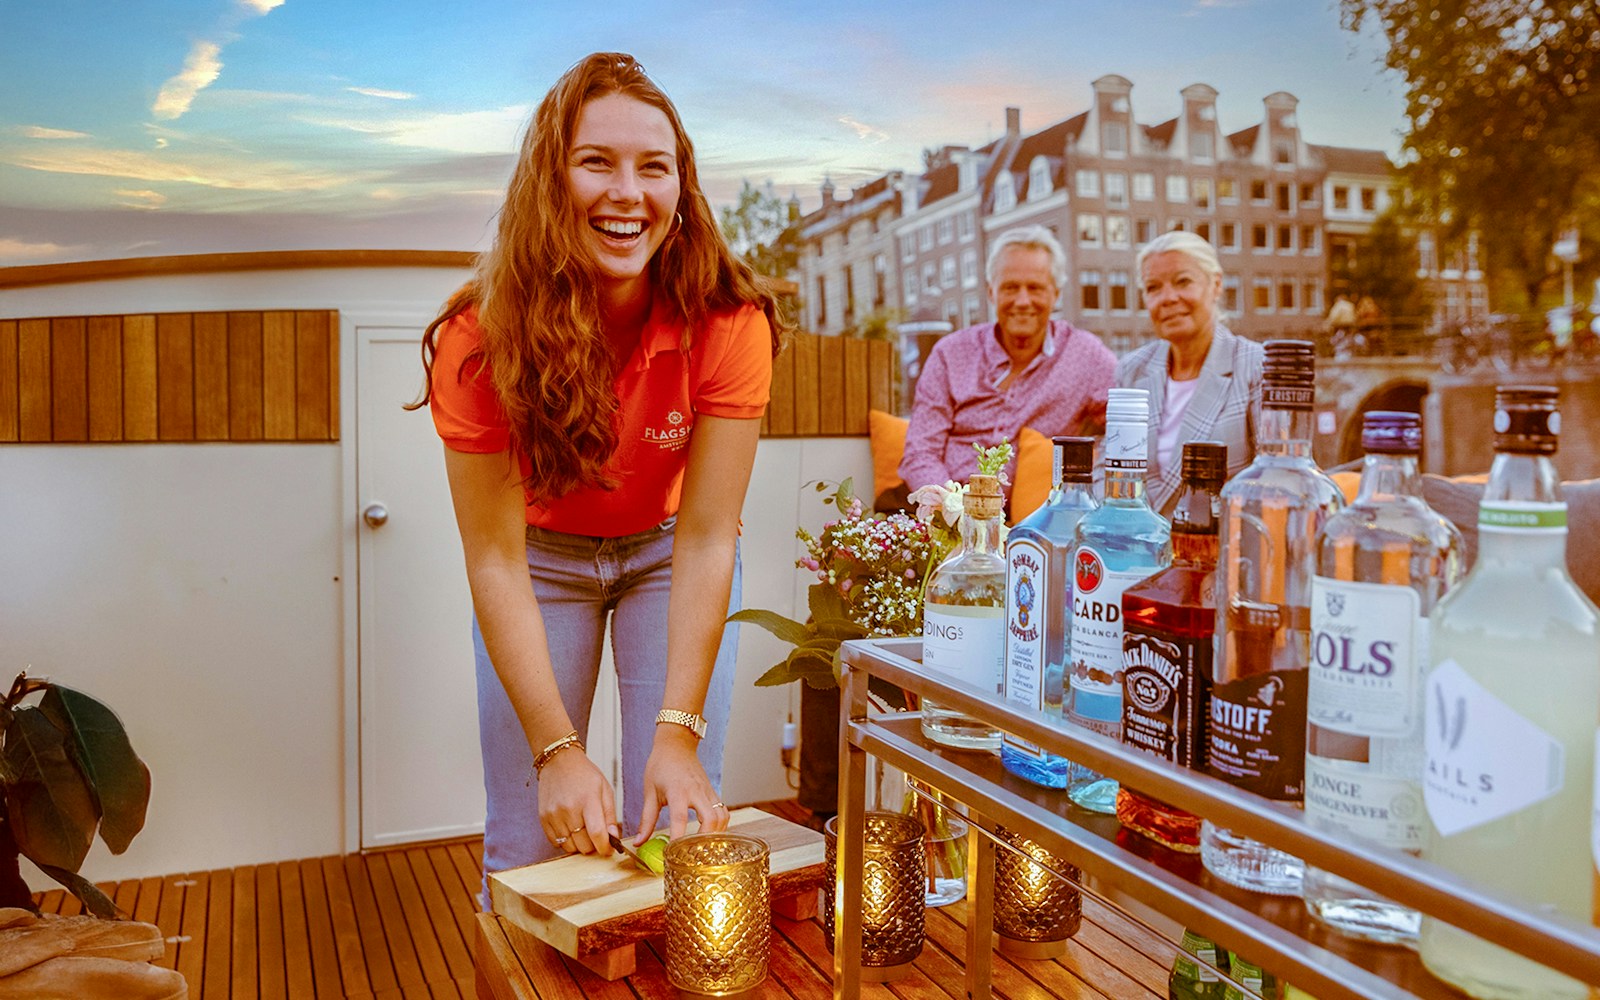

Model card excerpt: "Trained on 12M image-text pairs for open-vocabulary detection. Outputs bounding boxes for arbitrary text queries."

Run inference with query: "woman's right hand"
[536,748,618,857]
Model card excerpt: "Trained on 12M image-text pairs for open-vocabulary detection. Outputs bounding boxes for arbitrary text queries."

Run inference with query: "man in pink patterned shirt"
[899,225,1117,501]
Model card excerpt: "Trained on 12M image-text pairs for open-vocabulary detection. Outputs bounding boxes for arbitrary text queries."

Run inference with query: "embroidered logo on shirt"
[643,408,692,450]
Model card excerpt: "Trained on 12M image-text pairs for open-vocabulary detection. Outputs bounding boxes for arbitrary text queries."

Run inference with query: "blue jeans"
[473,516,740,903]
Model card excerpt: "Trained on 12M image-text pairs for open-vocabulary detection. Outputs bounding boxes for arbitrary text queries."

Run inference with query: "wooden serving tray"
[487,806,825,979]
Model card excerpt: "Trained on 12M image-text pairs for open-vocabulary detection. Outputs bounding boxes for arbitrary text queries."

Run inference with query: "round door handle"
[363,503,389,528]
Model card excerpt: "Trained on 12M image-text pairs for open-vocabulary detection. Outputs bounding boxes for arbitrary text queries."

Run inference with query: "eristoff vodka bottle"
[1303,411,1463,944]
[1201,340,1344,895]
[1419,386,1599,1000]
[1002,437,1098,786]
[921,473,1007,750]
[1068,388,1171,813]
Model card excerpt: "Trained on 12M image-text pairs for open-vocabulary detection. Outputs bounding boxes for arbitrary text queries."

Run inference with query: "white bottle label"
[1304,752,1424,851]
[923,604,1004,692]
[1004,539,1048,713]
[1068,546,1154,737]
[1593,737,1600,872]
[1309,576,1422,737]
[1423,659,1565,837]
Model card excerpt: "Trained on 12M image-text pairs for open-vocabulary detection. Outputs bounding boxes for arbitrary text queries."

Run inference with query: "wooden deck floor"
[31,800,1169,999]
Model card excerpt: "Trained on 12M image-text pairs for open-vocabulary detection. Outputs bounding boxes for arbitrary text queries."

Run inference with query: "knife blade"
[609,832,645,867]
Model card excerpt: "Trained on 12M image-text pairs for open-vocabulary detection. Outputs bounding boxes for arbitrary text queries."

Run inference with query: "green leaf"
[37,863,119,918]
[833,477,856,514]
[37,685,151,855]
[813,619,869,641]
[724,609,809,647]
[807,582,846,624]
[2,708,98,871]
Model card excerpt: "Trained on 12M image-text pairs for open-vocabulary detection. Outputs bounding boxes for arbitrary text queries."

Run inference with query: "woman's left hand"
[634,725,728,843]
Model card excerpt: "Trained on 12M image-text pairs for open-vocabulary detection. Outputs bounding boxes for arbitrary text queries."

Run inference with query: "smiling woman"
[405,52,787,906]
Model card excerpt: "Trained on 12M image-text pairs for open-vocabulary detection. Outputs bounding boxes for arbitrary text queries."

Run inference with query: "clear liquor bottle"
[1201,340,1344,896]
[1418,386,1599,1000]
[1068,387,1171,812]
[921,472,1007,749]
[1118,440,1227,852]
[1303,411,1463,944]
[1002,437,1099,786]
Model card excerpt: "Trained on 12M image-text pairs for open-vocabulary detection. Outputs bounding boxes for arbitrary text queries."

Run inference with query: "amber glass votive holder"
[823,811,925,981]
[662,833,770,999]
[993,826,1082,959]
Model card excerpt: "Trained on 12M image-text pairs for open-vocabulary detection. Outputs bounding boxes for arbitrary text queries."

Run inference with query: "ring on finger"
[554,835,568,846]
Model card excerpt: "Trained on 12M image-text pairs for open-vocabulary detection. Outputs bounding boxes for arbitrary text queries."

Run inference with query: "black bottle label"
[1122,627,1212,770]
[1205,669,1307,801]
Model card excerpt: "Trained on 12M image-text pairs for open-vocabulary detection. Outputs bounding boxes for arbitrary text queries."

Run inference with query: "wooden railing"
[762,332,897,437]
[0,310,340,443]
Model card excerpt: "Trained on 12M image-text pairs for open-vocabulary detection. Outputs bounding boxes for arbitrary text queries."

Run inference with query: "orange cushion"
[868,409,910,500]
[1331,471,1361,505]
[1009,427,1054,524]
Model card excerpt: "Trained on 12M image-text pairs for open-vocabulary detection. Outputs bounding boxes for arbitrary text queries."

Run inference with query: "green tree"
[718,179,801,281]
[1334,208,1432,324]
[1341,0,1600,311]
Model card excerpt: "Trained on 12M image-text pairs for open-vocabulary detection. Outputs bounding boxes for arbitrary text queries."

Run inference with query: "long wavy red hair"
[413,52,783,502]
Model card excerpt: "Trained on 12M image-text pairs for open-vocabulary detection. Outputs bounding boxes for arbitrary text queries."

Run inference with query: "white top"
[1158,376,1201,475]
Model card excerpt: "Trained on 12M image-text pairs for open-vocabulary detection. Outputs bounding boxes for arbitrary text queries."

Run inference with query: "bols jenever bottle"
[1201,340,1344,895]
[922,473,1007,749]
[1303,411,1463,944]
[1419,386,1599,1000]
[1002,437,1099,786]
[1068,387,1171,812]
[1118,441,1227,852]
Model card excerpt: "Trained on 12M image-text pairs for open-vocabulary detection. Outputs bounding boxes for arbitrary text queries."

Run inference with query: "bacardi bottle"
[1303,411,1463,944]
[1419,386,1599,1000]
[1002,437,1099,786]
[922,473,1007,749]
[1068,387,1171,813]
[1118,440,1227,852]
[1201,340,1344,895]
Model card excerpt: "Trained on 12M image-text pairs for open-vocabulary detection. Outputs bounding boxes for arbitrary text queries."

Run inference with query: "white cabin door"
[355,326,620,848]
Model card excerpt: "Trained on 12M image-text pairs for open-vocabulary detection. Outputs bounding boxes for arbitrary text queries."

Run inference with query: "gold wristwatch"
[655,708,708,740]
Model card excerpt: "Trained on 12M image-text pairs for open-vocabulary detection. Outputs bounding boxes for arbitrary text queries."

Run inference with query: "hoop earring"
[667,211,683,237]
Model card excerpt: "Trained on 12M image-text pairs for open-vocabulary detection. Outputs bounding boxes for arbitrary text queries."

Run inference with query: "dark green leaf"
[833,477,856,514]
[807,583,846,623]
[813,619,869,641]
[37,863,120,918]
[724,609,809,647]
[2,708,97,871]
[37,686,151,855]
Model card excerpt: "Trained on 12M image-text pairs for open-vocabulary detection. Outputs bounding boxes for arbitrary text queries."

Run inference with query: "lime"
[634,831,670,875]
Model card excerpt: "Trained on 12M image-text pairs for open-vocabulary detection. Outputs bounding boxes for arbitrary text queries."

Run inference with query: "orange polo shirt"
[429,299,772,538]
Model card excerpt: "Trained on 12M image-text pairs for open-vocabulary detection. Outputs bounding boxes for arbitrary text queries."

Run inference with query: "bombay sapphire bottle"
[1002,437,1098,787]
[1067,388,1171,812]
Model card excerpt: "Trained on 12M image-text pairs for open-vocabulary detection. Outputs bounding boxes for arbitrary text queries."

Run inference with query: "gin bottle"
[1303,411,1463,944]
[1418,386,1599,1000]
[1201,340,1344,895]
[1118,441,1227,852]
[1068,387,1171,812]
[1002,437,1099,786]
[922,473,1007,750]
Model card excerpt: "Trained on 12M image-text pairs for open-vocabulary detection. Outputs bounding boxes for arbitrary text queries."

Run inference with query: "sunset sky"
[0,0,1405,266]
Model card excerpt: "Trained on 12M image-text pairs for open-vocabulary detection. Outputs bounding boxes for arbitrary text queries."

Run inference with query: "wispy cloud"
[239,0,285,13]
[1185,0,1249,13]
[302,105,531,154]
[115,189,168,209]
[153,41,224,120]
[348,86,415,100]
[16,125,90,140]
[5,145,352,193]
[0,237,83,261]
[838,116,889,143]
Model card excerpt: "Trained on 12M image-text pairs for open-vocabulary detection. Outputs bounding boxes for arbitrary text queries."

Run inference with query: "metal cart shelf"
[832,637,1600,999]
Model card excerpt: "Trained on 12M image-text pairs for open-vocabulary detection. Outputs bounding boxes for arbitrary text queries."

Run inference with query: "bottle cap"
[1494,384,1559,455]
[1053,436,1095,482]
[1261,339,1314,411]
[1360,410,1422,454]
[967,473,1004,518]
[1180,441,1227,485]
[1105,387,1150,426]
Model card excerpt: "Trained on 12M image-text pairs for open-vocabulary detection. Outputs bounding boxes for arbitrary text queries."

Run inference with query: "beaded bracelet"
[532,730,585,776]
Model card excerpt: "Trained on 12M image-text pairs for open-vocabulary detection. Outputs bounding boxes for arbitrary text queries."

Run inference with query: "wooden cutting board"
[488,806,825,961]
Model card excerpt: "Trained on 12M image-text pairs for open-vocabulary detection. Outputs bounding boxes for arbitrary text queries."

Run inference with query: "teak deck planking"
[32,800,1168,999]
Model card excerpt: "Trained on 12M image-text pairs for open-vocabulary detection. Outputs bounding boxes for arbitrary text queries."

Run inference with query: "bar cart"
[831,637,1600,999]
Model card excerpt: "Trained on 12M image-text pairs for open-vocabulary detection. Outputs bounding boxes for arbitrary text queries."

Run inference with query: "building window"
[937,217,954,244]
[1250,178,1269,203]
[994,175,1017,213]
[873,254,887,308]
[1298,182,1318,206]
[1253,277,1272,311]
[1360,187,1377,212]
[1278,280,1295,311]
[1078,213,1103,246]
[964,292,983,326]
[1223,276,1241,314]
[1418,231,1437,274]
[1103,122,1128,156]
[959,210,975,240]
[902,269,918,306]
[1303,280,1322,314]
[1080,270,1103,311]
[960,248,978,287]
[1276,183,1292,212]
[945,299,960,328]
[1218,176,1238,203]
[1467,231,1481,272]
[1190,130,1215,161]
[1029,158,1052,200]
[1277,224,1294,252]
[1169,218,1186,233]
[1135,217,1155,244]
[900,234,915,262]
[1332,185,1350,211]
[1076,169,1100,198]
[844,264,856,323]
[1445,284,1462,314]
[922,261,937,292]
[1470,284,1488,313]
[1133,172,1155,201]
[940,255,957,287]
[919,225,934,250]
[1299,226,1320,254]
[1166,175,1188,203]
[842,224,851,248]
[1105,172,1128,208]
[1195,221,1212,243]
[1109,270,1130,311]
[1274,139,1294,166]
[1220,221,1240,252]
[1252,224,1269,252]
[816,276,827,326]
[1106,215,1130,248]
[1194,177,1213,211]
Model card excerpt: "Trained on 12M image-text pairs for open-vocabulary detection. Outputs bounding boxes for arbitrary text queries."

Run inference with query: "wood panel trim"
[761,331,899,438]
[0,309,340,443]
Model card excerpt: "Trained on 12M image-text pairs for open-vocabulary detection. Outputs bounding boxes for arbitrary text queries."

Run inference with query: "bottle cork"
[967,473,1004,519]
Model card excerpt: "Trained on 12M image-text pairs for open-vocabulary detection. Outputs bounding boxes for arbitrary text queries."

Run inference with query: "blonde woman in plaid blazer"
[1115,232,1264,517]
